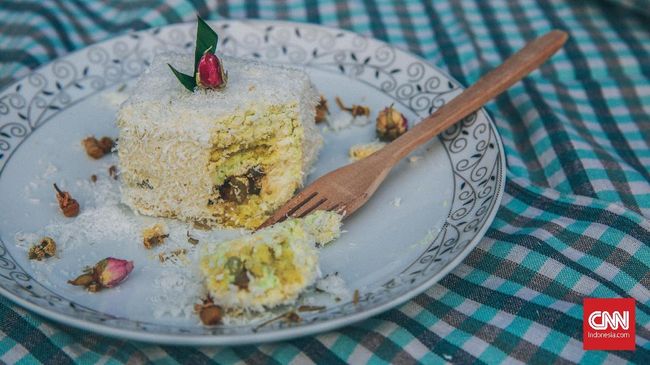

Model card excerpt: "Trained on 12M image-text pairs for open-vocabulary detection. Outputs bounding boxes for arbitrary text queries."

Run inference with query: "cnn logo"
[583,298,635,350]
[587,310,629,330]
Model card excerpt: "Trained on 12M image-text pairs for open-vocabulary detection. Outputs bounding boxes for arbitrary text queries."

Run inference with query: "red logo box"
[583,298,635,350]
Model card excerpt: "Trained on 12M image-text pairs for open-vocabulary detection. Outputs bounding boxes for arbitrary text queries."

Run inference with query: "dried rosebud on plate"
[68,257,134,292]
[53,183,79,217]
[97,258,134,288]
[195,296,223,325]
[28,237,57,261]
[376,105,408,141]
[97,137,114,154]
[335,96,370,118]
[82,136,114,159]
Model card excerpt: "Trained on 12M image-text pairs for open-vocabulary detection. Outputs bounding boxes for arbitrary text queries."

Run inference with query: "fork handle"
[377,30,568,165]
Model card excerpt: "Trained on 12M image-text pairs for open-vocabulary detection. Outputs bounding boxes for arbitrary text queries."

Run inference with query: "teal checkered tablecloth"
[1,0,649,364]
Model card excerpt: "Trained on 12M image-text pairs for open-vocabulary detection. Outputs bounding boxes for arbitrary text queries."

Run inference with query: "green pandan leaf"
[194,15,218,75]
[168,64,196,92]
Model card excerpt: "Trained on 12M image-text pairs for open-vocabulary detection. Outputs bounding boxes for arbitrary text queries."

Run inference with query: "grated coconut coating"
[117,52,323,228]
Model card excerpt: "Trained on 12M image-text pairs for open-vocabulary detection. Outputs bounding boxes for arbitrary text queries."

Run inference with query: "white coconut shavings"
[391,197,402,208]
[351,115,371,127]
[103,87,129,108]
[315,273,352,301]
[150,263,205,319]
[325,112,355,132]
[16,161,350,323]
[23,161,60,204]
[14,231,41,249]
[33,179,138,251]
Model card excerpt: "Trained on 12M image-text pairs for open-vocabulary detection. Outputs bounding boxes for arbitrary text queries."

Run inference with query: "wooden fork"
[258,30,568,229]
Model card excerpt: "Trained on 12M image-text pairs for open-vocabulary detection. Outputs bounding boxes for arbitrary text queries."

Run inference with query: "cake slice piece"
[199,211,342,310]
[117,52,322,229]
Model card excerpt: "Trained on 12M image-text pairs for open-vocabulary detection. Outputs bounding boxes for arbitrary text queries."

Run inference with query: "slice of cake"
[199,211,342,310]
[117,52,322,229]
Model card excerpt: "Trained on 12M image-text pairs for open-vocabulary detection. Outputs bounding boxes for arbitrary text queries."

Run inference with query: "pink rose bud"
[196,51,227,89]
[97,257,134,288]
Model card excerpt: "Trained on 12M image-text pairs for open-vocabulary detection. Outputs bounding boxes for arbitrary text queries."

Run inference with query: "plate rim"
[0,18,506,345]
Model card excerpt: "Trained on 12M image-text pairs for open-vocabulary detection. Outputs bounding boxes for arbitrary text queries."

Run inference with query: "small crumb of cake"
[142,223,169,249]
[301,210,343,247]
[158,248,188,263]
[349,141,386,162]
[199,211,343,311]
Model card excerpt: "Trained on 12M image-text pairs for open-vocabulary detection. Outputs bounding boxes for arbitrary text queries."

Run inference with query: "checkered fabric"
[1,0,649,364]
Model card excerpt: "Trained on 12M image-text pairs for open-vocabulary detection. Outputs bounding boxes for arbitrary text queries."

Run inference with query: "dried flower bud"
[376,105,408,141]
[28,237,57,261]
[196,50,227,89]
[97,257,134,288]
[315,95,329,124]
[97,137,114,154]
[195,297,223,325]
[199,304,223,325]
[336,96,370,118]
[68,273,94,286]
[68,257,133,292]
[142,224,169,249]
[53,184,79,217]
[82,136,114,159]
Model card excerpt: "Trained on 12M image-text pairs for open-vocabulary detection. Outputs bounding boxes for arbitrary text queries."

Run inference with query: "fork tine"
[286,191,318,216]
[296,197,327,218]
[257,190,319,229]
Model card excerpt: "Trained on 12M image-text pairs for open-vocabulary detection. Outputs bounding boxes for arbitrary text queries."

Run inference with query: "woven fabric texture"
[0,1,648,364]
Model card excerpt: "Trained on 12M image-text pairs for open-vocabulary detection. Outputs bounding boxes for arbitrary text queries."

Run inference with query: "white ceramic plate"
[0,20,505,345]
